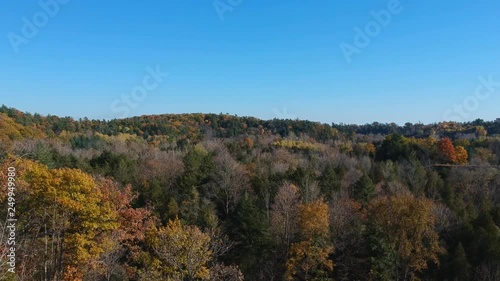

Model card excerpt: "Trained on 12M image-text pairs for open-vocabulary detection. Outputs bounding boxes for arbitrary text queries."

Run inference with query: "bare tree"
[209,150,250,216]
[475,259,500,281]
[398,159,428,196]
[84,233,126,281]
[138,148,184,190]
[210,263,244,281]
[207,227,236,260]
[270,181,300,248]
[341,168,362,191]
[431,203,460,238]
[299,176,320,204]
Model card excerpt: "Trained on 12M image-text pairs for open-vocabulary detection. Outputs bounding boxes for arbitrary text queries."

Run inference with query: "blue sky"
[1,0,499,124]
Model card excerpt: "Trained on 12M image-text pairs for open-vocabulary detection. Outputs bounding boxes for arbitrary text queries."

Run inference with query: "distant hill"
[1,105,499,143]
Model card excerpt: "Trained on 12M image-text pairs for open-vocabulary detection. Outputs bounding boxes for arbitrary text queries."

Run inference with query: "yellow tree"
[365,143,376,156]
[368,194,444,281]
[286,200,334,280]
[150,218,212,280]
[298,200,330,239]
[2,157,120,280]
[0,113,45,143]
[454,145,468,164]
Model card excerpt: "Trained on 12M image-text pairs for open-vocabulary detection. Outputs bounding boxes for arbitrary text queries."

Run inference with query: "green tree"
[319,164,341,200]
[450,243,471,281]
[376,134,411,162]
[351,173,375,205]
[227,194,272,279]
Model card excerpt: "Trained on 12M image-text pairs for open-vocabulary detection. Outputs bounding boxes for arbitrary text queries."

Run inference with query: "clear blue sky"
[1,0,499,124]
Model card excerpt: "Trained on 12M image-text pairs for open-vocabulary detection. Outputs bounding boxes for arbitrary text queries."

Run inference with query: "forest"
[0,105,499,281]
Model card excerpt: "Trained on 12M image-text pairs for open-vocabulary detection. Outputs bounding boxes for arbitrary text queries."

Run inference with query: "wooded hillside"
[1,106,499,281]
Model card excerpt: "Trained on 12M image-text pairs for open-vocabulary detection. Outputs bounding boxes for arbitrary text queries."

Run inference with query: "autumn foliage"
[368,194,444,280]
[286,200,334,280]
[0,107,499,280]
[437,137,457,163]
